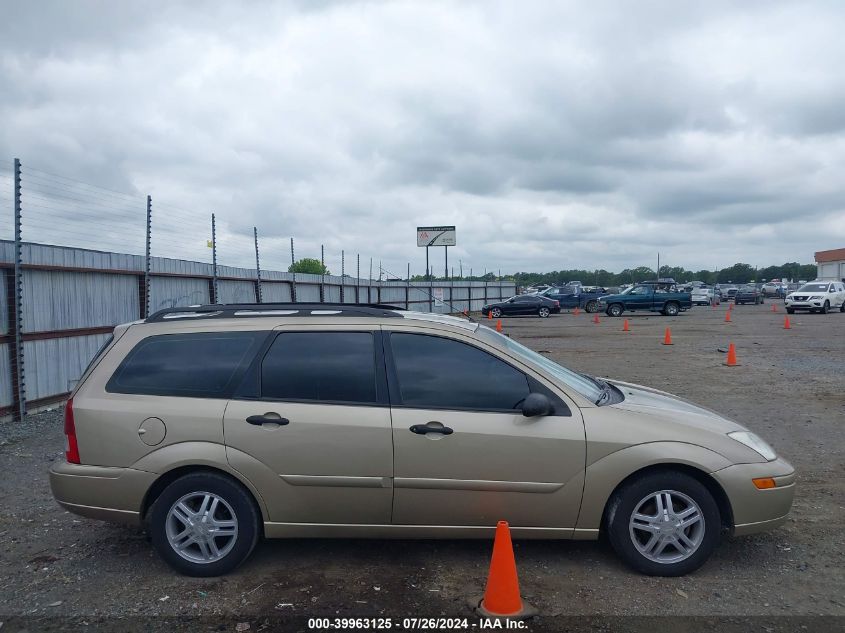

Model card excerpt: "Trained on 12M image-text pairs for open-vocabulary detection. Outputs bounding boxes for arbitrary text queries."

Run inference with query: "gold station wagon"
[50,303,795,577]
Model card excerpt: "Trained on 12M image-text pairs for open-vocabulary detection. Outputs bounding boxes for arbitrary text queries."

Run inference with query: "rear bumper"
[49,461,156,525]
[711,457,795,536]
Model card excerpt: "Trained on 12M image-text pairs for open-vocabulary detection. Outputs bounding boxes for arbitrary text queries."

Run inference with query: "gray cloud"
[1,0,844,277]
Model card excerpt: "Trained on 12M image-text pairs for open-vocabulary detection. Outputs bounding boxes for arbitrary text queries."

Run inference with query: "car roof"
[141,303,479,333]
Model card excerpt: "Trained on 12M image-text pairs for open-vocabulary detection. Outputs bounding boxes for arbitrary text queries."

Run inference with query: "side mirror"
[522,392,554,418]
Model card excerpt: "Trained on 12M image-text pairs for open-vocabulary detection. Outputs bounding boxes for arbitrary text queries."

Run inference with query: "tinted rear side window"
[389,333,530,411]
[261,332,377,404]
[107,332,265,398]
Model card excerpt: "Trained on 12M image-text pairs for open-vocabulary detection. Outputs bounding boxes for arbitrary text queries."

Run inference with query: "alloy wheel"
[166,492,239,564]
[629,490,705,564]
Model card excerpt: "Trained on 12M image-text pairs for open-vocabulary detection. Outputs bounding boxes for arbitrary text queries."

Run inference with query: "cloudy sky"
[1,0,844,276]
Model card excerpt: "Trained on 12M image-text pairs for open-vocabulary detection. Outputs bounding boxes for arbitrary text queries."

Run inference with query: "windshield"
[476,325,603,402]
[798,283,829,292]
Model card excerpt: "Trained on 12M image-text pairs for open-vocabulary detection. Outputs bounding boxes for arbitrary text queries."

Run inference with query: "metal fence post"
[320,244,325,303]
[253,226,262,304]
[369,258,373,304]
[290,237,297,303]
[10,159,25,421]
[406,262,410,310]
[210,213,219,304]
[340,250,345,303]
[143,195,151,318]
[356,254,360,304]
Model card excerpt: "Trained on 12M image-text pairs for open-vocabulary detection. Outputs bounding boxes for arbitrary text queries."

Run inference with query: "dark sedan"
[734,285,764,305]
[482,294,560,318]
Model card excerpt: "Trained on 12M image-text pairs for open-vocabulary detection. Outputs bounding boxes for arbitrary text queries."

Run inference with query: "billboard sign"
[417,226,456,247]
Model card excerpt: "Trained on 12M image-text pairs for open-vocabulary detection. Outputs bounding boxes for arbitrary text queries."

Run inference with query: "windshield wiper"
[580,373,613,405]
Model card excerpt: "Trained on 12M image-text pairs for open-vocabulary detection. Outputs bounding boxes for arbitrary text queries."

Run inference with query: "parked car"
[597,281,693,317]
[761,282,786,298]
[734,285,765,305]
[538,286,607,312]
[785,280,845,314]
[718,286,739,301]
[691,287,719,306]
[482,294,560,318]
[50,303,795,577]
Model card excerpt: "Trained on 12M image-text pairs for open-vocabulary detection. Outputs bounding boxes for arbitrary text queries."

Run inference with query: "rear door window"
[107,332,266,398]
[260,332,379,404]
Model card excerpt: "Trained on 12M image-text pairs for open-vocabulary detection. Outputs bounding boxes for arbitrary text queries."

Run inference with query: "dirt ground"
[0,303,843,632]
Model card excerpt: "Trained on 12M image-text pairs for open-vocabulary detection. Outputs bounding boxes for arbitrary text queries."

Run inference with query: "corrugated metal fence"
[0,240,516,419]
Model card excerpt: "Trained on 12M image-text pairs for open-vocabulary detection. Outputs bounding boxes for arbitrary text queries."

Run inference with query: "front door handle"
[409,422,453,435]
[246,413,290,426]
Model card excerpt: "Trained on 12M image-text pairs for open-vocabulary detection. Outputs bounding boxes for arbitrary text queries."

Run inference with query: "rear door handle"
[409,422,453,435]
[246,414,290,426]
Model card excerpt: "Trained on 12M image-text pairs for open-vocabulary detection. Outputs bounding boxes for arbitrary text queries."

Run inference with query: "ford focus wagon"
[50,303,795,577]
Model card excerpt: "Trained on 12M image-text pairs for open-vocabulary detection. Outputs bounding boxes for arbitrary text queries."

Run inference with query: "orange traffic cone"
[593,314,600,324]
[488,311,493,320]
[728,302,733,311]
[725,342,738,366]
[475,521,535,619]
[573,306,580,316]
[496,319,503,333]
[622,319,630,332]
[771,303,777,313]
[662,327,673,345]
[784,315,791,330]
[725,310,731,323]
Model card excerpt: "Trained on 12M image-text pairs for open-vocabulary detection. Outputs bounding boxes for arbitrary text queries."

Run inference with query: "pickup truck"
[538,285,608,312]
[596,282,692,317]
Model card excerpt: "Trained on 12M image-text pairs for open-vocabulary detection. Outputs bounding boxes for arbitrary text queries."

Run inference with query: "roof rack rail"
[145,303,406,323]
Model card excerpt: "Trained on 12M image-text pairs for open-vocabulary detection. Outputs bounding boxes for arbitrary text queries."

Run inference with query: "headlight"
[728,431,776,461]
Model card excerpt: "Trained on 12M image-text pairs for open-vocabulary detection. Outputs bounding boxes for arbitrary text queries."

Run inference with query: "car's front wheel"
[149,472,261,577]
[821,301,829,314]
[786,307,794,314]
[605,470,720,576]
[538,306,550,318]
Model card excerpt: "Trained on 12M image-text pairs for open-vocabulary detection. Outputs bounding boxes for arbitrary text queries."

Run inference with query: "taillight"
[64,398,80,464]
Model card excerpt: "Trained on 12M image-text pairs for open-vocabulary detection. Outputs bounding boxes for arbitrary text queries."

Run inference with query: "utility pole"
[253,227,262,303]
[211,214,218,304]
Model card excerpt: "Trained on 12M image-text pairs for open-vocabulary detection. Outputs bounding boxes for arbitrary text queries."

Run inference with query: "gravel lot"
[0,303,843,632]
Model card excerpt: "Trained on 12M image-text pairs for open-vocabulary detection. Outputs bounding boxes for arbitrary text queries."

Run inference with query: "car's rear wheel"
[607,303,623,317]
[821,301,829,314]
[149,472,261,577]
[491,307,502,318]
[585,300,599,313]
[605,471,720,576]
[663,302,680,316]
[538,306,550,318]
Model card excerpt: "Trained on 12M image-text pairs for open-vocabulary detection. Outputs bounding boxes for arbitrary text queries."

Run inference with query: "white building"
[815,248,845,281]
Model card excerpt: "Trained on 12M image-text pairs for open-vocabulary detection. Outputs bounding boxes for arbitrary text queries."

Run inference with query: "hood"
[606,379,745,435]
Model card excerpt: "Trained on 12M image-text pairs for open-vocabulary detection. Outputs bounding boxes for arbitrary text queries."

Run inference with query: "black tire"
[662,302,680,316]
[491,307,502,318]
[607,303,624,317]
[538,306,551,318]
[840,301,845,313]
[585,300,599,313]
[821,301,829,315]
[786,307,794,314]
[149,472,261,577]
[605,470,721,577]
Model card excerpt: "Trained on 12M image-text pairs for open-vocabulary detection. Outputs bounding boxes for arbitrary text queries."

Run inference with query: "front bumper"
[785,299,824,310]
[49,460,156,525]
[711,456,795,536]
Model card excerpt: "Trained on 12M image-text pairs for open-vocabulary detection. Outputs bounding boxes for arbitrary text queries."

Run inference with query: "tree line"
[511,262,818,288]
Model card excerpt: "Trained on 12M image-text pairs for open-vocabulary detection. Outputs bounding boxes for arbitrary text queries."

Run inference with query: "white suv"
[785,281,845,314]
